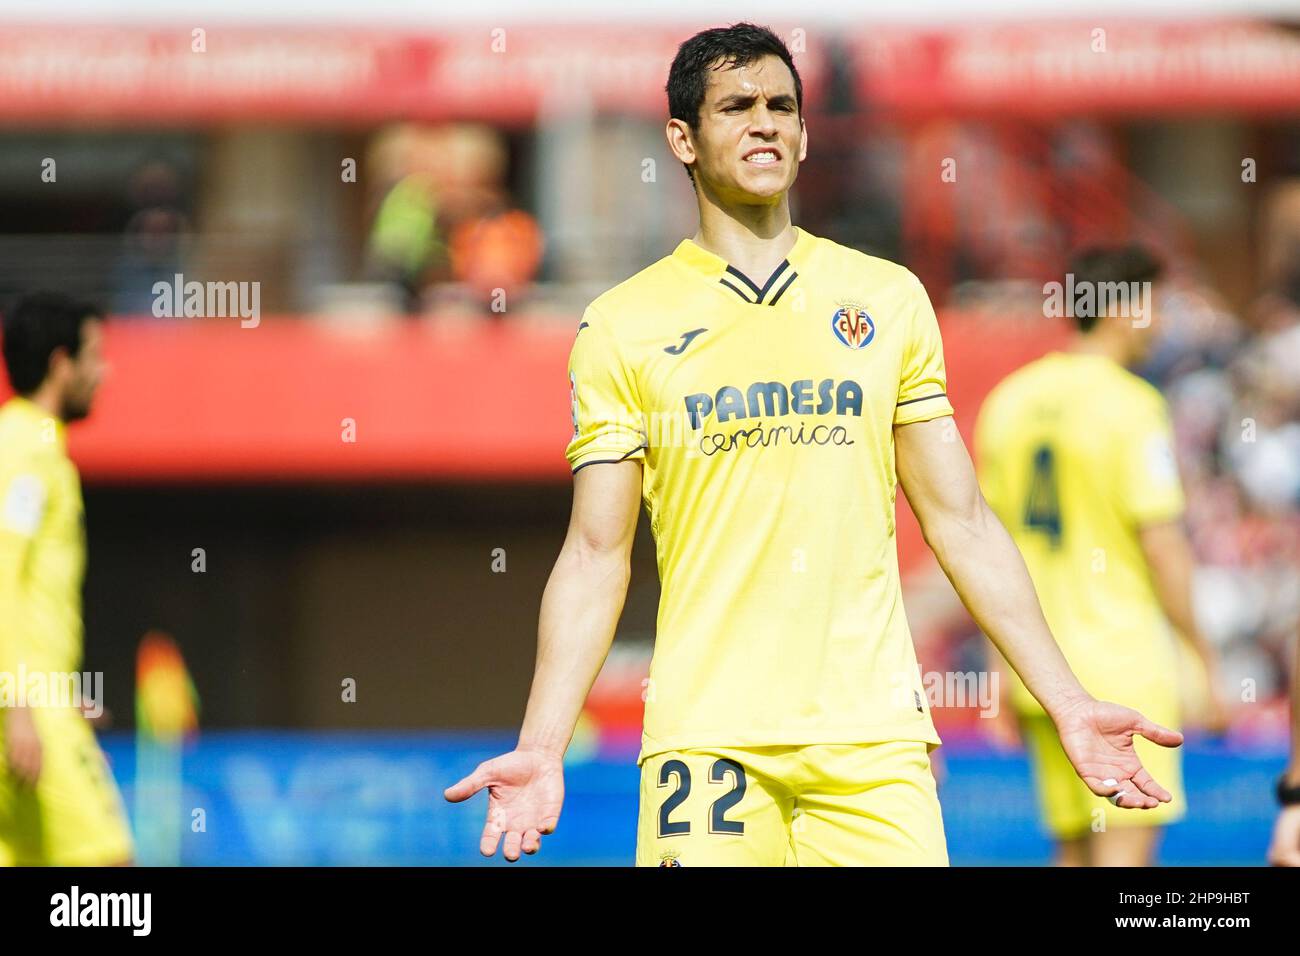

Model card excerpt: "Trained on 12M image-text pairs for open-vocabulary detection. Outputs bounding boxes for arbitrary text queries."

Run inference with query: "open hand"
[1053,696,1183,810]
[444,749,565,861]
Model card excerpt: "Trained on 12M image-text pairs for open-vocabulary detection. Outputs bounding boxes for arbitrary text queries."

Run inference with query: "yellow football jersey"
[0,396,134,866]
[0,396,86,678]
[974,351,1184,717]
[565,226,953,764]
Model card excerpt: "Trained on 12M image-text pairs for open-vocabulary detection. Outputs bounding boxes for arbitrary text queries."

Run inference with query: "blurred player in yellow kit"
[976,246,1228,866]
[448,26,1185,866]
[0,291,134,866]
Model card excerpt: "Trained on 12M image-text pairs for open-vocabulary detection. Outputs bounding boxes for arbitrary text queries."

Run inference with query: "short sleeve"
[894,274,955,425]
[1119,397,1185,526]
[563,305,648,474]
[1,470,47,539]
[0,462,43,673]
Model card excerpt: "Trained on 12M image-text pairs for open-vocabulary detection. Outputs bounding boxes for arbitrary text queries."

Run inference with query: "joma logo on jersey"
[683,379,863,430]
[832,305,874,349]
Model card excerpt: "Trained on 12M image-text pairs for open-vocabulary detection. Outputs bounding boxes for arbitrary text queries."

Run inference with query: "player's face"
[688,54,806,203]
[60,318,105,422]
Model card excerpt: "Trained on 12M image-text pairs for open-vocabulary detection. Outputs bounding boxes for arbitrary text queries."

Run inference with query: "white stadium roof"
[1,0,1297,24]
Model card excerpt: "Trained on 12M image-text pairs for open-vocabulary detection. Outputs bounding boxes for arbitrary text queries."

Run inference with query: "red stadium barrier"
[0,312,1067,569]
[1,313,1067,482]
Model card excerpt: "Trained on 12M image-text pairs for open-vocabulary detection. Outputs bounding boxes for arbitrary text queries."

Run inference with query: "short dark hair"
[1065,244,1164,333]
[1,291,102,395]
[666,23,803,185]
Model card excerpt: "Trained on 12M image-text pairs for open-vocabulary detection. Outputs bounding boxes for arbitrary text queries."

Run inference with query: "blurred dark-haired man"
[976,246,1228,866]
[0,291,133,866]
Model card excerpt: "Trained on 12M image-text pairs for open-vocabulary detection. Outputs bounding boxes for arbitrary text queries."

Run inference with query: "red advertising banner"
[0,313,1064,481]
[1,20,1296,126]
[853,20,1300,117]
[0,23,827,126]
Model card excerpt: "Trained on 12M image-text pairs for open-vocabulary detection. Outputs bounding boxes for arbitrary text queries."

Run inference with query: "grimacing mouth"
[740,146,784,168]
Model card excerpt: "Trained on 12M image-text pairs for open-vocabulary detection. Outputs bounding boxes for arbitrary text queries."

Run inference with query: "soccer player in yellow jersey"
[976,246,1228,866]
[447,24,1184,865]
[0,291,134,866]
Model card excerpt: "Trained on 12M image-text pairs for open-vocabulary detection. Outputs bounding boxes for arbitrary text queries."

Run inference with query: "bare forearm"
[922,501,1088,719]
[516,544,630,759]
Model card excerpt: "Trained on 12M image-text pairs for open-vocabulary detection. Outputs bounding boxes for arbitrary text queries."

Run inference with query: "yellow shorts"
[635,740,948,866]
[1019,711,1185,840]
[0,708,135,866]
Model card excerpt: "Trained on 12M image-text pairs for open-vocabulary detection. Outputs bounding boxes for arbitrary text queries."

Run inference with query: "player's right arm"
[445,305,647,861]
[520,459,641,755]
[443,461,641,861]
[0,464,46,786]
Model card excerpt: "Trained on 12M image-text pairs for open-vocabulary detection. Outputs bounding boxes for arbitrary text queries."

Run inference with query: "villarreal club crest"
[831,303,875,350]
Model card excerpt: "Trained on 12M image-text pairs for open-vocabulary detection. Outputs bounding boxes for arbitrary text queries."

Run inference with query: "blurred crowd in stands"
[360,123,543,316]
[1143,199,1300,723]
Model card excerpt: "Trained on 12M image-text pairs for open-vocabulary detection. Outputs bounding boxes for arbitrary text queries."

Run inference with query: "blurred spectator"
[447,194,545,314]
[111,160,191,316]
[361,122,535,317]
[364,169,441,314]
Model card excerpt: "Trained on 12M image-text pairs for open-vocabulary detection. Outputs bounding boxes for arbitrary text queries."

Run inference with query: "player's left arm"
[895,417,1183,809]
[0,467,47,786]
[1138,520,1230,733]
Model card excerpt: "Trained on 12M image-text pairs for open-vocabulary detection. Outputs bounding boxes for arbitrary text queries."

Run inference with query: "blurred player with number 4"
[976,247,1229,866]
